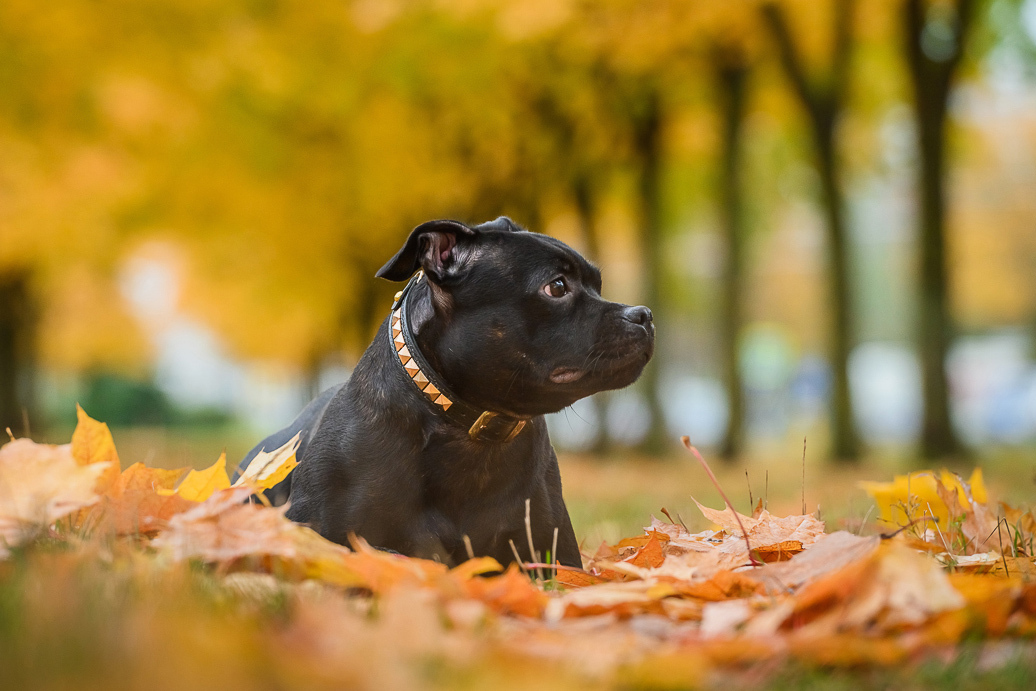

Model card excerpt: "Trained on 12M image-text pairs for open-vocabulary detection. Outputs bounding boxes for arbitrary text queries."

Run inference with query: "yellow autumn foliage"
[859,469,988,530]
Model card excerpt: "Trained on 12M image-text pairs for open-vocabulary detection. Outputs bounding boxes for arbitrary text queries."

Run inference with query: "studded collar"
[389,272,528,443]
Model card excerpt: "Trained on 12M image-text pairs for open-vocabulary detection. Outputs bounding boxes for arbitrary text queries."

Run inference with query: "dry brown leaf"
[154,486,351,569]
[1001,502,1036,545]
[700,599,754,637]
[755,540,804,562]
[616,530,671,551]
[547,579,670,620]
[778,542,965,636]
[625,533,666,569]
[693,499,825,550]
[947,573,1023,635]
[0,438,107,555]
[460,564,548,618]
[934,473,1000,555]
[753,531,881,592]
[668,570,764,602]
[86,462,196,536]
[648,516,723,555]
[555,569,606,588]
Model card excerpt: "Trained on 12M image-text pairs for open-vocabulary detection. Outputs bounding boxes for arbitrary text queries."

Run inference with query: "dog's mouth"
[547,342,652,388]
[549,367,586,384]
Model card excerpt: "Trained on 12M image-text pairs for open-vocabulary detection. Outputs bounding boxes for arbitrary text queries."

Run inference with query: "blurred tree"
[0,0,153,431]
[0,271,36,437]
[712,45,751,461]
[503,41,623,451]
[761,0,861,462]
[627,80,670,455]
[902,0,974,459]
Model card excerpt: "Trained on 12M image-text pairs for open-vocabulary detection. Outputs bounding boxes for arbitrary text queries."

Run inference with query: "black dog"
[235,217,654,568]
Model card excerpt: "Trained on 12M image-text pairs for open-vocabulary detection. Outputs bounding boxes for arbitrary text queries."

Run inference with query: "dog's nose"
[623,306,653,327]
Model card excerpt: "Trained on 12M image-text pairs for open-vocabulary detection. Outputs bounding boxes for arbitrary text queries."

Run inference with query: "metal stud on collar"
[391,308,453,411]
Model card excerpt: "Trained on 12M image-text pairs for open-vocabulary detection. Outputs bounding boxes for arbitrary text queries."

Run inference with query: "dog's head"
[377,217,654,417]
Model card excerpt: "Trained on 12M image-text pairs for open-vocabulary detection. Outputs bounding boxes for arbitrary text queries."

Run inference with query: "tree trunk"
[715,57,749,462]
[0,271,36,438]
[762,0,860,462]
[814,120,860,461]
[631,86,669,456]
[903,0,971,459]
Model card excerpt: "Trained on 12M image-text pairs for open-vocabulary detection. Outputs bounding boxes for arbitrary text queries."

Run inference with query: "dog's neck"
[389,273,528,444]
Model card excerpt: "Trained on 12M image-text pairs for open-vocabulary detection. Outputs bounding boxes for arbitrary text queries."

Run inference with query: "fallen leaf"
[699,599,753,637]
[777,542,964,636]
[947,573,1022,635]
[0,439,107,555]
[547,579,669,620]
[693,500,825,552]
[462,564,548,618]
[753,531,881,592]
[625,534,665,569]
[232,433,300,491]
[155,486,343,565]
[70,404,121,493]
[669,570,764,601]
[859,468,987,531]
[555,569,605,588]
[87,462,195,536]
[157,452,230,502]
[616,531,670,551]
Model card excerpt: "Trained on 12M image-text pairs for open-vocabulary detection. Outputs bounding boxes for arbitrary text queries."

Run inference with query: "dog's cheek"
[428,282,453,316]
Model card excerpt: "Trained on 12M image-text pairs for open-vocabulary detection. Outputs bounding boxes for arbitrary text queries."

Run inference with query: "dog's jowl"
[234,217,654,568]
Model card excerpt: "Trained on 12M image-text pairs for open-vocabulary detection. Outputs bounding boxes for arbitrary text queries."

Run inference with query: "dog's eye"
[543,278,568,298]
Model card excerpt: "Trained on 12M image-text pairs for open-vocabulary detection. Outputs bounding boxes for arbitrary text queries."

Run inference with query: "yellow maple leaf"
[70,404,121,493]
[859,469,988,529]
[232,433,301,491]
[157,452,230,502]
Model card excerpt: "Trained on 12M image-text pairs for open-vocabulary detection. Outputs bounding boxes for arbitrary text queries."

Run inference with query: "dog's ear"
[376,219,477,283]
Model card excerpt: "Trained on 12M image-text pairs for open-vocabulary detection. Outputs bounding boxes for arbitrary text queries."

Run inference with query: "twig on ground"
[801,436,807,515]
[525,498,544,581]
[682,437,761,567]
[662,507,690,531]
[997,518,1009,576]
[858,505,875,536]
[522,563,589,574]
[925,502,951,554]
[463,534,475,561]
[746,470,753,509]
[508,539,529,574]
[880,516,931,539]
[676,512,689,531]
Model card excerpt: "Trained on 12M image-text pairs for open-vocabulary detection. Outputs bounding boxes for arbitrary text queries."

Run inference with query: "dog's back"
[232,383,342,505]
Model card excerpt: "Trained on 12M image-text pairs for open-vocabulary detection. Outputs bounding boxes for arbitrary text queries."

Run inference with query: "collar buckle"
[469,411,526,443]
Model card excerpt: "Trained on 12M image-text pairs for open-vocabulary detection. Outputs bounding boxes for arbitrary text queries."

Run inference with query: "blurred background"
[2,0,1035,534]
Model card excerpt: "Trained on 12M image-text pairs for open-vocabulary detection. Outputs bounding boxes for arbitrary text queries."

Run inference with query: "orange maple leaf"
[86,462,195,536]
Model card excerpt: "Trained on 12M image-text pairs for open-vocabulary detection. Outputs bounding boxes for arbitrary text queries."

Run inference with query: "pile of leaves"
[2,407,1036,689]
